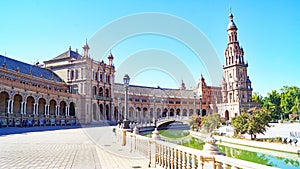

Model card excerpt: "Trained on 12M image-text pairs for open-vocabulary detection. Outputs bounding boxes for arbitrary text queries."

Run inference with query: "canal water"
[141,129,300,169]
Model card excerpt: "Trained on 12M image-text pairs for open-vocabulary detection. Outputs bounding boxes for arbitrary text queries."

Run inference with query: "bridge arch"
[156,118,190,130]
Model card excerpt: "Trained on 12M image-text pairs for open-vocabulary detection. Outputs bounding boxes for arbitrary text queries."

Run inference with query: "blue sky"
[0,0,299,96]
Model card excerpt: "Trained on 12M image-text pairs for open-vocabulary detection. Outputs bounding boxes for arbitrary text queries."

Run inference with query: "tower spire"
[224,10,244,66]
[108,50,114,66]
[222,11,252,106]
[82,39,90,58]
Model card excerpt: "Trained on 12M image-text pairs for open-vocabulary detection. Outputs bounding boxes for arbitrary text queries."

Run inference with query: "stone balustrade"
[156,116,189,123]
[116,126,279,169]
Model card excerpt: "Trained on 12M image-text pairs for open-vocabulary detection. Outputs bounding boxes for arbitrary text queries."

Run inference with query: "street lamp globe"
[123,74,130,86]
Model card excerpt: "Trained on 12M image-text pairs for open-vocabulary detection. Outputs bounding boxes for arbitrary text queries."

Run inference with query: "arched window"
[93,86,97,96]
[105,88,109,97]
[99,87,103,97]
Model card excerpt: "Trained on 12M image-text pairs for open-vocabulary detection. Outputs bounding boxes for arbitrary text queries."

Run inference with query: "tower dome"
[227,12,237,30]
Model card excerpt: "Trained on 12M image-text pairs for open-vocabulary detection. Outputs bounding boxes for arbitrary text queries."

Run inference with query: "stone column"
[44,105,47,115]
[58,106,61,116]
[36,103,39,115]
[24,102,27,114]
[55,105,58,116]
[65,106,68,116]
[20,102,24,114]
[10,100,14,114]
[33,103,36,115]
[7,100,11,114]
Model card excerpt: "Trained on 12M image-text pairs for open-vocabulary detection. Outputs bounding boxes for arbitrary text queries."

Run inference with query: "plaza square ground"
[0,125,151,169]
[0,123,299,169]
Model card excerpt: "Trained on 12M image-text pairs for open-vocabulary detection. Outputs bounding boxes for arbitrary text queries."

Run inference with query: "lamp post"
[199,95,202,117]
[123,74,130,129]
[238,82,241,115]
[117,98,121,125]
[153,96,156,127]
[161,98,164,118]
[193,92,196,116]
[297,103,300,122]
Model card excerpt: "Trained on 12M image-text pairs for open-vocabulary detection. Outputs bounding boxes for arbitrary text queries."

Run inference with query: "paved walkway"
[0,125,151,169]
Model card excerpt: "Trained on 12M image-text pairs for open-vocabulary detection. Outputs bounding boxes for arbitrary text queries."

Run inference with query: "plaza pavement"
[0,125,153,169]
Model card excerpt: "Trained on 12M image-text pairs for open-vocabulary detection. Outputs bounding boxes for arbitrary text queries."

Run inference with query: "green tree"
[232,108,271,140]
[202,113,220,134]
[261,90,281,121]
[280,86,300,120]
[252,92,262,104]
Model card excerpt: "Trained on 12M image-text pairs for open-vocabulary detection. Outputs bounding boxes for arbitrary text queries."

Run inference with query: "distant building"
[216,12,259,120]
[0,54,77,127]
[0,11,259,127]
[44,41,115,124]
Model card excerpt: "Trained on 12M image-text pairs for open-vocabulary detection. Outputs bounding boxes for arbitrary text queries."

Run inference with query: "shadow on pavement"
[0,121,117,136]
[0,125,82,136]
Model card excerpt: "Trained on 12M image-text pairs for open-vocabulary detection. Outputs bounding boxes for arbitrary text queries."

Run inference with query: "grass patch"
[182,137,205,150]
[159,130,189,139]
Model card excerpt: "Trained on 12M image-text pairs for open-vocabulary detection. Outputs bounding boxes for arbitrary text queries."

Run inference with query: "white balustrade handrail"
[116,127,279,169]
[156,116,189,123]
[214,155,279,169]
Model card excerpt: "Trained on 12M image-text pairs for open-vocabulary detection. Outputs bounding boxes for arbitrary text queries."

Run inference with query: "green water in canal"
[141,130,300,169]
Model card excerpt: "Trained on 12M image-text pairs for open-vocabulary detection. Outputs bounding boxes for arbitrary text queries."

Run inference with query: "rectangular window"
[92,69,94,80]
[81,68,84,79]
[75,70,79,79]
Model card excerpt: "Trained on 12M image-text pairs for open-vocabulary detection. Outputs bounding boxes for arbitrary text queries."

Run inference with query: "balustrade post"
[187,153,191,169]
[192,154,197,169]
[152,128,161,140]
[215,161,222,169]
[198,156,204,169]
[170,148,174,169]
[222,163,230,169]
[157,144,162,166]
[182,151,186,169]
[166,147,170,169]
[154,142,158,167]
[163,145,167,168]
[122,129,127,146]
[177,150,181,169]
[148,140,152,168]
[174,149,178,169]
[133,127,138,151]
[130,134,133,153]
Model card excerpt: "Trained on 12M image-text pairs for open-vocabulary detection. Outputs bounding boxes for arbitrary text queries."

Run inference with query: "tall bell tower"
[222,11,253,106]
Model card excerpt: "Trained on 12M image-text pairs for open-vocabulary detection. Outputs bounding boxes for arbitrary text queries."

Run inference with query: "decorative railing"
[157,116,189,123]
[116,126,279,169]
[95,95,113,101]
